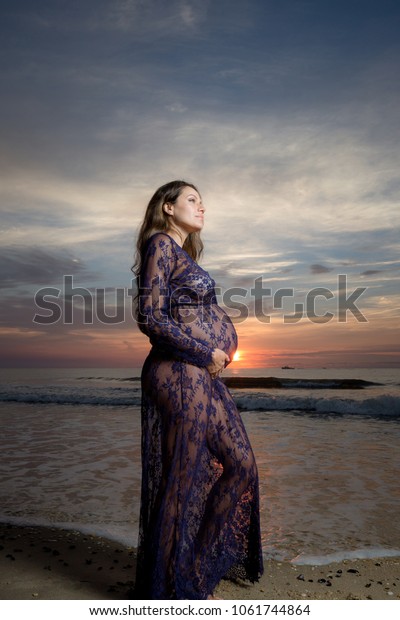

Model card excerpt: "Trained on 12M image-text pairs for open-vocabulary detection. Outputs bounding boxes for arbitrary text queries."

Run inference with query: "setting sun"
[233,351,241,362]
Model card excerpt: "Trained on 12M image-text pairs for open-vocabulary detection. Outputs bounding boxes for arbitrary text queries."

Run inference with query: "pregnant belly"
[210,311,238,360]
[174,304,238,361]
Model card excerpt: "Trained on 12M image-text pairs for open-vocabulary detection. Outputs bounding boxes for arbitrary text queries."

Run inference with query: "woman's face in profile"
[167,186,205,234]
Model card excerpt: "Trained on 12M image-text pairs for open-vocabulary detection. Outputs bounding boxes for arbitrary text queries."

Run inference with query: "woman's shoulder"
[144,231,178,260]
[147,231,176,246]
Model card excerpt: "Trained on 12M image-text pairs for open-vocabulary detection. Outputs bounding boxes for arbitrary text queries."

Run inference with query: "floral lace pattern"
[135,233,264,599]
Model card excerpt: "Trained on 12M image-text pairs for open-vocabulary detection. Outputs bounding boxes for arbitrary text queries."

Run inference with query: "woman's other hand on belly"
[207,348,230,379]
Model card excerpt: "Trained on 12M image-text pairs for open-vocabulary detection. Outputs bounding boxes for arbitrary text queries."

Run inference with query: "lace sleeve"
[138,233,214,368]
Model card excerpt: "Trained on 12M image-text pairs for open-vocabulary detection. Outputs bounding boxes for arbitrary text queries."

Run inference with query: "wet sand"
[0,524,399,600]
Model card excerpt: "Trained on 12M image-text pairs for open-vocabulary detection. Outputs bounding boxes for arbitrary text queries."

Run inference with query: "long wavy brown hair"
[131,180,204,321]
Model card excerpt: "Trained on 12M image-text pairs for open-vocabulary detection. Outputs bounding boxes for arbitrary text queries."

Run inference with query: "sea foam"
[235,392,400,417]
[0,384,399,417]
[291,548,400,565]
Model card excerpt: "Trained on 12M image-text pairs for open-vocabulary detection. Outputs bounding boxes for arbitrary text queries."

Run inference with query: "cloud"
[165,103,188,114]
[0,246,91,289]
[0,294,41,330]
[310,264,334,275]
[50,0,211,35]
[360,270,382,276]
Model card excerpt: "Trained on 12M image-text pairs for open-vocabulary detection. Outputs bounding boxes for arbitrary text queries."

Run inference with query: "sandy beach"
[0,524,399,601]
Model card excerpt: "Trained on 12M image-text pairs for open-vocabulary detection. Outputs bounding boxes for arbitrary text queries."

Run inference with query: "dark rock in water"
[296,574,305,581]
[347,568,359,574]
[222,376,380,390]
[223,377,282,389]
[318,578,326,583]
[326,581,332,586]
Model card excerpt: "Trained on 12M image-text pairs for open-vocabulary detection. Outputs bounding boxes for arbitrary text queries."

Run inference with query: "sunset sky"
[1,0,399,368]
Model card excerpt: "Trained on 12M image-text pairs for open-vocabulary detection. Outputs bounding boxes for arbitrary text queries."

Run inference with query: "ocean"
[0,366,399,566]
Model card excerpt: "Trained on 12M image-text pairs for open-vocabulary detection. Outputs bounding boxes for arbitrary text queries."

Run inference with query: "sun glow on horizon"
[232,351,241,362]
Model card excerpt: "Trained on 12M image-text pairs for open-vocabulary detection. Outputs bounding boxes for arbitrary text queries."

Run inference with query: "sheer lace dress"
[134,232,263,599]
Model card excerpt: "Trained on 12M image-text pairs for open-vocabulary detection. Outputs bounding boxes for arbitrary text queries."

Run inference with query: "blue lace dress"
[135,232,263,599]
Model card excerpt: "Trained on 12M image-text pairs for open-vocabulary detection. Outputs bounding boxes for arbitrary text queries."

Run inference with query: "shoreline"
[0,524,399,600]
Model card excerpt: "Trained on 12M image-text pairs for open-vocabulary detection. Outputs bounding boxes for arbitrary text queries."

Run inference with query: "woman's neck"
[165,228,187,247]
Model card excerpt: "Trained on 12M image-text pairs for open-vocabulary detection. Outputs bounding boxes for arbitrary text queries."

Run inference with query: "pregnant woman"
[132,180,263,600]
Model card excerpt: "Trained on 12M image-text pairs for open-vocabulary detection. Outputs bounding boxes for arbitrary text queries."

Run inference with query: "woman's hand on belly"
[206,348,230,379]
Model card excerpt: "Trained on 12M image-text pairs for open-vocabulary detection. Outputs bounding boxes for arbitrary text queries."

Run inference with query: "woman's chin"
[185,224,204,234]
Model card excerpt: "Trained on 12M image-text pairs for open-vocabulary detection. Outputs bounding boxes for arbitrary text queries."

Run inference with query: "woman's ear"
[163,202,173,215]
